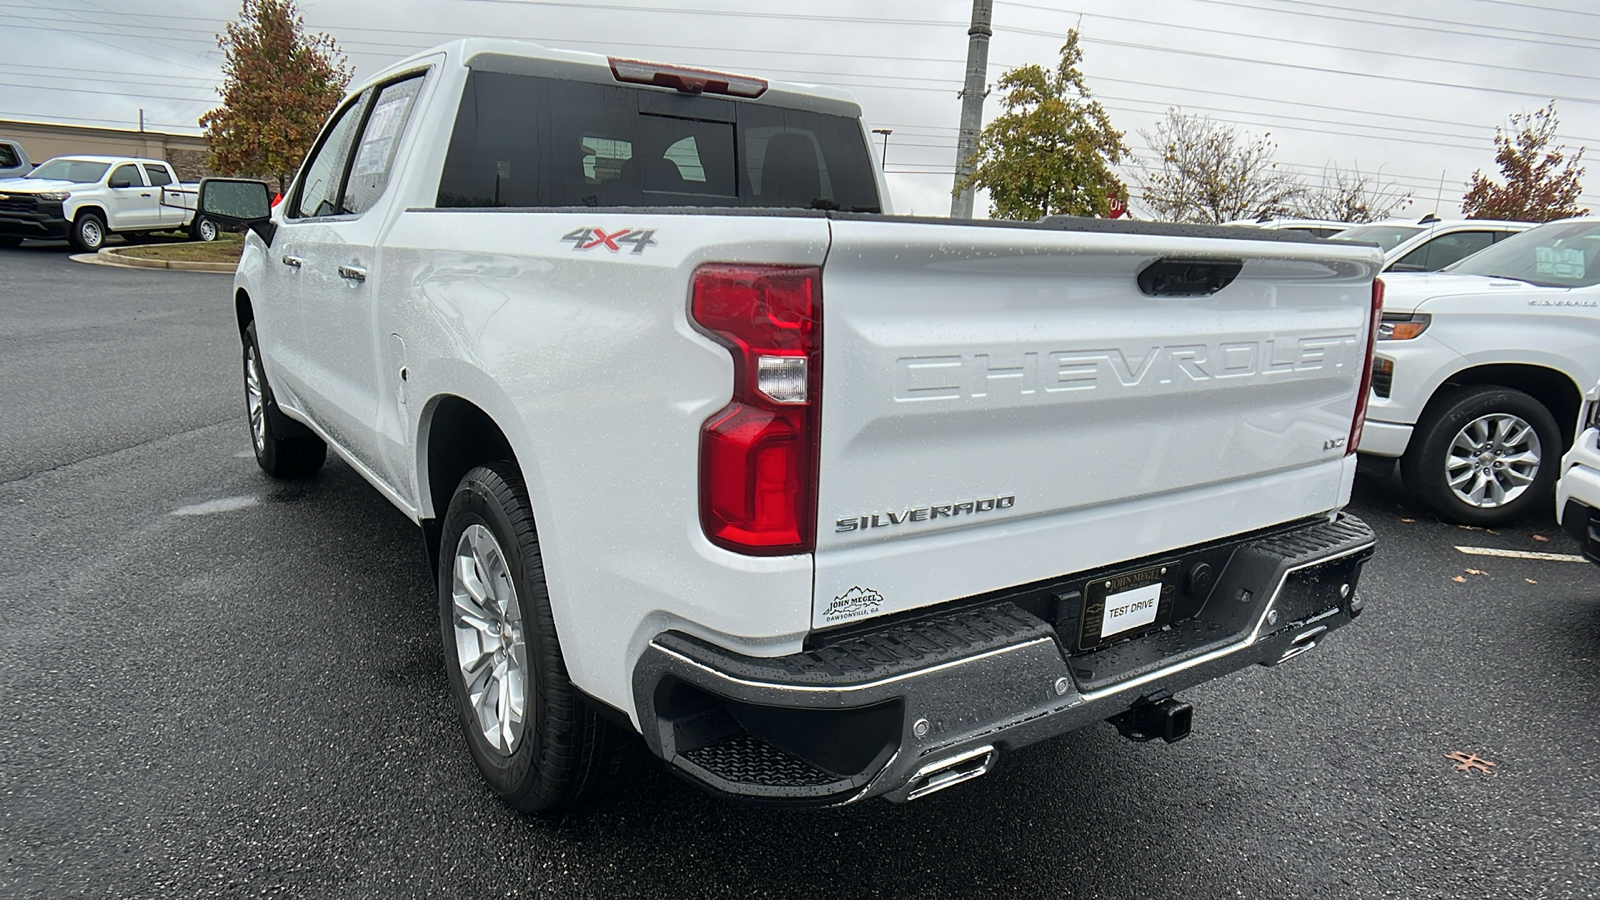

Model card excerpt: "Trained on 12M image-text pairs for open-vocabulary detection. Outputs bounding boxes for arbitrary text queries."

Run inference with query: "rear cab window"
[436,69,880,212]
[142,164,173,187]
[0,144,18,168]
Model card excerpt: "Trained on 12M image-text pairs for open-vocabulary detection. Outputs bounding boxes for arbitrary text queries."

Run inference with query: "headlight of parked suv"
[1377,312,1430,341]
[32,191,70,201]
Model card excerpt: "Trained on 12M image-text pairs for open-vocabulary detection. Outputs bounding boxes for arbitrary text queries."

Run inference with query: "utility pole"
[950,0,993,219]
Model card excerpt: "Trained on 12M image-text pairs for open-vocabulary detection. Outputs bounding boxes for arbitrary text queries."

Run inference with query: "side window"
[108,164,143,188]
[343,75,425,215]
[1424,232,1495,270]
[142,164,172,187]
[292,91,370,219]
[0,144,18,167]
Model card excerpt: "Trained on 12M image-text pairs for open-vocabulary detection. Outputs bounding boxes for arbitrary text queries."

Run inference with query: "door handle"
[140,192,151,197]
[338,265,367,283]
[281,255,303,268]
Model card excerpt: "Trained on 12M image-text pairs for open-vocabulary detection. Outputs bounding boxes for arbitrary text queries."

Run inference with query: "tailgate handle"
[1137,258,1243,297]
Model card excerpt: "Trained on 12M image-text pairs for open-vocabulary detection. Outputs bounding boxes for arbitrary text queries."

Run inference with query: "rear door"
[293,73,426,490]
[141,163,187,229]
[811,220,1381,628]
[105,163,157,229]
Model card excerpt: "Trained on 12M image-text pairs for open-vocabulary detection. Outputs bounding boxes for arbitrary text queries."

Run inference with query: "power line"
[997,2,1600,88]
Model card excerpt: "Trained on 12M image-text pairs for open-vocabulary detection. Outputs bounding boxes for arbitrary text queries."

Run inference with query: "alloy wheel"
[245,343,266,454]
[1445,412,1542,508]
[451,523,528,755]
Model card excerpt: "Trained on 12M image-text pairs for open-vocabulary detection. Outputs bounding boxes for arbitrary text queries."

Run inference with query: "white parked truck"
[198,39,1382,810]
[1357,219,1600,526]
[0,155,217,250]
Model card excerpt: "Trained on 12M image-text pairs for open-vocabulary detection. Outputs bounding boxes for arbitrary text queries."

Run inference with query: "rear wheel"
[438,463,635,812]
[243,322,326,478]
[68,212,106,252]
[191,216,218,242]
[1401,385,1561,526]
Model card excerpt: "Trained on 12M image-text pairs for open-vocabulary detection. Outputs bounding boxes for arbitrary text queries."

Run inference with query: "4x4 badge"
[561,227,658,255]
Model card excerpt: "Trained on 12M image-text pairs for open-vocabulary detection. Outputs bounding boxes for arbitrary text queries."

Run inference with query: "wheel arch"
[234,288,254,340]
[1434,363,1583,447]
[418,394,522,576]
[71,203,108,224]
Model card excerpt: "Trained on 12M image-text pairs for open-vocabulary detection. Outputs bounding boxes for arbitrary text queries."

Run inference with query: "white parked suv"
[1332,217,1533,273]
[0,155,216,250]
[1358,219,1600,525]
[197,39,1383,810]
[1556,381,1600,566]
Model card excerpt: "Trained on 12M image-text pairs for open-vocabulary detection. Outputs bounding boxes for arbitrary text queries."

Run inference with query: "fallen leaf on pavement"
[1457,525,1484,531]
[1400,518,1416,523]
[1526,578,1538,584]
[1445,751,1496,774]
[1451,575,1467,583]
[1465,568,1487,576]
[1532,534,1549,543]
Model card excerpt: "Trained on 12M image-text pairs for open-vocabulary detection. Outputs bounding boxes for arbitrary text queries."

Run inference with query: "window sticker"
[352,95,412,176]
[1535,245,1585,280]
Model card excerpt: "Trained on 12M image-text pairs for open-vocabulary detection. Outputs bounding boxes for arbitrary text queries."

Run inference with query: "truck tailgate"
[812,218,1381,628]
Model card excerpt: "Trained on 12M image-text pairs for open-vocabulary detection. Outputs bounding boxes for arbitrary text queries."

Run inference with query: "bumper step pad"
[634,513,1375,805]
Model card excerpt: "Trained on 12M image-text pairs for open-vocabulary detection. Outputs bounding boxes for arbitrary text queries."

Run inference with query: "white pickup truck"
[1357,219,1600,525]
[0,155,217,250]
[198,39,1382,811]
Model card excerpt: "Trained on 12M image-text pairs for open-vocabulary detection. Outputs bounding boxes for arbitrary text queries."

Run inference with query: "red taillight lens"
[692,264,821,555]
[1348,277,1384,455]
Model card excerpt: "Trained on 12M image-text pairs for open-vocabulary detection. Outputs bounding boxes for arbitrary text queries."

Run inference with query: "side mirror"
[198,177,275,245]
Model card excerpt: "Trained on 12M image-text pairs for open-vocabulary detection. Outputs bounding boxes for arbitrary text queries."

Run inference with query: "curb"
[92,246,237,273]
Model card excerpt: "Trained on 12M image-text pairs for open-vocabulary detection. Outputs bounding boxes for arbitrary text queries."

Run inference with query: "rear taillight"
[1348,277,1384,455]
[692,264,821,555]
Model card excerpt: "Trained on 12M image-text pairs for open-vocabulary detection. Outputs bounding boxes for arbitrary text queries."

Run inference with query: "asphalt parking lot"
[2,244,1597,899]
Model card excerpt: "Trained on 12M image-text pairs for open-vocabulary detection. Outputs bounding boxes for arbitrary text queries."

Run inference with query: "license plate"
[1078,562,1178,650]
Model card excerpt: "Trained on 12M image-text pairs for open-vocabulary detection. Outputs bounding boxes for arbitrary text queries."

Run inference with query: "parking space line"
[1455,546,1587,563]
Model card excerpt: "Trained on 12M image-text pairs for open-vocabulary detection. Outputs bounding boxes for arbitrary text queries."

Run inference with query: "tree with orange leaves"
[200,0,350,193]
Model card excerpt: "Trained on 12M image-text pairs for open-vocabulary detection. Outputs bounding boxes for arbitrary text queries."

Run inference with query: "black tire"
[68,211,107,252]
[0,236,21,248]
[1401,385,1563,526]
[191,216,218,242]
[438,463,636,812]
[243,322,326,478]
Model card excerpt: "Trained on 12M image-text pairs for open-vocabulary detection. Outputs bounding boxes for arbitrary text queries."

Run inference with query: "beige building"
[0,119,213,180]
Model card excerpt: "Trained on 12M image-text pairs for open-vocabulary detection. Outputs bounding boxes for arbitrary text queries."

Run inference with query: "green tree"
[1462,102,1587,222]
[961,30,1130,220]
[200,0,351,192]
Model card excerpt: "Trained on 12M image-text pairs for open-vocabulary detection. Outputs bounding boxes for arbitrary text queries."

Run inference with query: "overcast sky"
[3,0,1598,217]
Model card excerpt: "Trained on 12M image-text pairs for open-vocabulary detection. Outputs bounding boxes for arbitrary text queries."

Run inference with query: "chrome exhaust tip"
[903,745,998,801]
[1269,624,1328,666]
